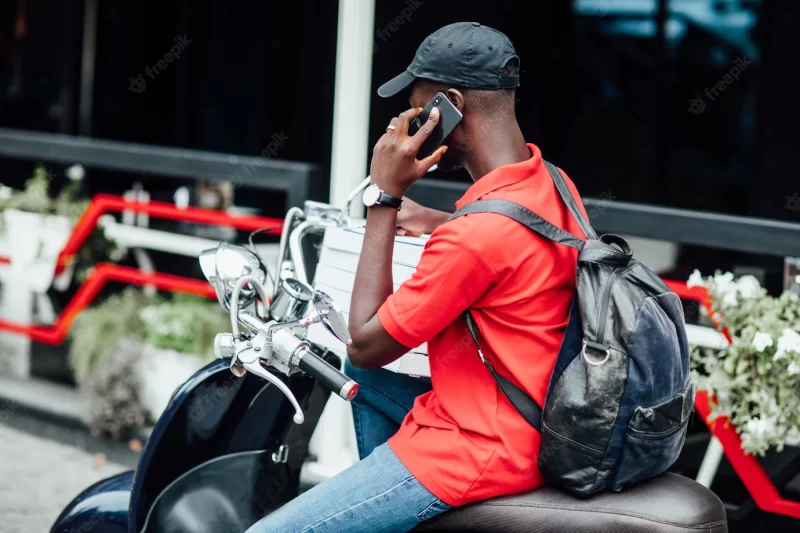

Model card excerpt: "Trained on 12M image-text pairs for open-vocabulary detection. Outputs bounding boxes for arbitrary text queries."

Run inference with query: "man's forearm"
[345,104,446,367]
[346,207,409,367]
[351,207,397,324]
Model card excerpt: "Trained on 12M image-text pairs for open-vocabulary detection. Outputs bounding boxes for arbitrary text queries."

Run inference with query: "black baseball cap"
[377,22,520,98]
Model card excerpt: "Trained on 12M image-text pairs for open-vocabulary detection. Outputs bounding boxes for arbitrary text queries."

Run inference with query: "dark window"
[0,0,82,134]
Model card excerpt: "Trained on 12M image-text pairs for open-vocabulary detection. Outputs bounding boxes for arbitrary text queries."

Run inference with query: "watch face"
[362,184,381,207]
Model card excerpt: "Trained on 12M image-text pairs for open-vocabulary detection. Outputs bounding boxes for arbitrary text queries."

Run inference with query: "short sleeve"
[377,225,497,349]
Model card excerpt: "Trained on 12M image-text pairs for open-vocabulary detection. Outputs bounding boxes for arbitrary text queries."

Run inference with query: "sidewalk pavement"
[0,423,127,533]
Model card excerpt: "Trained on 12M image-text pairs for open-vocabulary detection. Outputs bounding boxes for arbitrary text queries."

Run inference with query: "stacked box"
[307,227,431,377]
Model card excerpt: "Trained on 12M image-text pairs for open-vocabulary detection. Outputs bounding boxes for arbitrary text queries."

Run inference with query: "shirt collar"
[455,143,542,209]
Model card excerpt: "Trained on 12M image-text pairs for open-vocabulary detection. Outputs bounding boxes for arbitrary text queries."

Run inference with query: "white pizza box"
[314,264,405,294]
[320,228,429,270]
[319,247,413,282]
[309,278,428,357]
[381,351,431,377]
[308,228,432,377]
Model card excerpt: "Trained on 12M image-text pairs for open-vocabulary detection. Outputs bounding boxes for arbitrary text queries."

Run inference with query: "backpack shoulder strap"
[449,199,585,251]
[465,311,542,431]
[543,160,598,240]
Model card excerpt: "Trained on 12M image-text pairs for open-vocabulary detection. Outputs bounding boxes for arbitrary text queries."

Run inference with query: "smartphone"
[410,92,463,160]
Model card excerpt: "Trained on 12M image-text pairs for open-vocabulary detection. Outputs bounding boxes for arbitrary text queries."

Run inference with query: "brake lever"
[240,358,305,424]
[234,340,305,424]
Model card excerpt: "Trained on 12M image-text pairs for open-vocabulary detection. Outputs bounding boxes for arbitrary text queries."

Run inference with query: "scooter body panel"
[53,351,338,533]
[50,471,133,533]
[140,449,294,532]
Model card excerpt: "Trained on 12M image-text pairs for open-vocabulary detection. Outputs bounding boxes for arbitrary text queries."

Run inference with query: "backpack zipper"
[595,268,624,345]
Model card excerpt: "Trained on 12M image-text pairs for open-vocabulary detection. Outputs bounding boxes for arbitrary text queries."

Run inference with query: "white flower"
[745,415,777,438]
[787,427,800,446]
[714,271,735,294]
[788,361,800,375]
[0,185,12,200]
[687,269,706,288]
[65,164,85,181]
[721,290,738,307]
[775,328,800,360]
[795,274,800,285]
[752,332,774,352]
[736,275,761,299]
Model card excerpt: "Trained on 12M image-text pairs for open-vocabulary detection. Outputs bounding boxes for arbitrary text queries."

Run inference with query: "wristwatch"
[361,184,403,210]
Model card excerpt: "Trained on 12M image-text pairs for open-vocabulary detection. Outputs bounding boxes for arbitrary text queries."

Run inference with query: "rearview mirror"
[312,290,352,346]
[199,244,269,310]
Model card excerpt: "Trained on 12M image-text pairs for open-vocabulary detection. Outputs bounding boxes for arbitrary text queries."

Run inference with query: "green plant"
[139,293,229,360]
[689,270,800,455]
[0,164,117,274]
[0,165,88,219]
[69,288,229,380]
[83,339,148,439]
[69,288,147,382]
[70,288,229,435]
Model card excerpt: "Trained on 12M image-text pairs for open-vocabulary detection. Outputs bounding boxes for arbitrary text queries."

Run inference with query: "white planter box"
[137,344,209,420]
[2,210,73,292]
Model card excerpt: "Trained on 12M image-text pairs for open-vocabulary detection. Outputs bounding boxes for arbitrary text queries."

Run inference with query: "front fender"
[51,471,133,533]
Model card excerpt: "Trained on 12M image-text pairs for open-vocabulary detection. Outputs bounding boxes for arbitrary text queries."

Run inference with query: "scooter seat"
[411,473,727,532]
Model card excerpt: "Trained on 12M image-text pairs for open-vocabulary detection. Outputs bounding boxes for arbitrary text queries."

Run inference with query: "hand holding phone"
[369,102,453,198]
[410,92,463,160]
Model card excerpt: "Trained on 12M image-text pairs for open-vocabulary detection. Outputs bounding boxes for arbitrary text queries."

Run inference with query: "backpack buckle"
[582,340,611,366]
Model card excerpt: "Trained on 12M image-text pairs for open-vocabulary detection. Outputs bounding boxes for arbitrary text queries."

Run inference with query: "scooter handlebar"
[297,350,359,401]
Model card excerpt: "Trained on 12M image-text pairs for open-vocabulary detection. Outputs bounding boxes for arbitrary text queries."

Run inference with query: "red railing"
[0,264,216,344]
[0,193,283,342]
[53,194,283,275]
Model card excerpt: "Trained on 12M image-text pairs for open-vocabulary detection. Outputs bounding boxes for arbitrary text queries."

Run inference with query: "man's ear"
[446,88,465,112]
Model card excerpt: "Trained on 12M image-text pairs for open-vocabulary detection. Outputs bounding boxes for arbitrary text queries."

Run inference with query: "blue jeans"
[245,360,448,533]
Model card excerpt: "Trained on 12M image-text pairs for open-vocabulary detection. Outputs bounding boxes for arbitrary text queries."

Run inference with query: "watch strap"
[377,191,403,210]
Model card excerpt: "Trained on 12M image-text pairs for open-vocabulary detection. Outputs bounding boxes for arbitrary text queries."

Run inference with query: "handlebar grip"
[297,350,359,401]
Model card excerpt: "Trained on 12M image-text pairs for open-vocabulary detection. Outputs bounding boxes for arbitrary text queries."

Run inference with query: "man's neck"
[464,122,530,182]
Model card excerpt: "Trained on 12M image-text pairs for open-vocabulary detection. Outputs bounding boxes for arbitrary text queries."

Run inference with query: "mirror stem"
[273,207,304,298]
[265,311,326,345]
[229,275,272,337]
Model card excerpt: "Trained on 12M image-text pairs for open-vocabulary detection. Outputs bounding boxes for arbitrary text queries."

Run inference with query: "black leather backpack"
[450,161,694,497]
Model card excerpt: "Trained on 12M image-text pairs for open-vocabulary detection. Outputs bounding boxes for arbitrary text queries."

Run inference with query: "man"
[247,22,589,533]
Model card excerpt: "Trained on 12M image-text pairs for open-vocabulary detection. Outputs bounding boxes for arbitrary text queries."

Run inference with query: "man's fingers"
[395,107,422,135]
[384,117,401,136]
[416,144,447,174]
[398,107,422,121]
[400,228,423,237]
[407,106,440,151]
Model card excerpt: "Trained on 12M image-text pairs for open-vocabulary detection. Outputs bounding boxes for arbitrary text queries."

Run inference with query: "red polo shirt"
[377,143,589,506]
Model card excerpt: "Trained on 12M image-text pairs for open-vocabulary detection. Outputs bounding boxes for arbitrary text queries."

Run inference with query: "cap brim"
[377,70,416,98]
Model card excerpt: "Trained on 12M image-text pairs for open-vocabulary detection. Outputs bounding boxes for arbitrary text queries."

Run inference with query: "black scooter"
[52,189,728,533]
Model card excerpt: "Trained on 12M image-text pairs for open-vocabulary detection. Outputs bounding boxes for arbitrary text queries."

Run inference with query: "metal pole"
[328,0,376,214]
[304,0,376,485]
[696,436,725,488]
